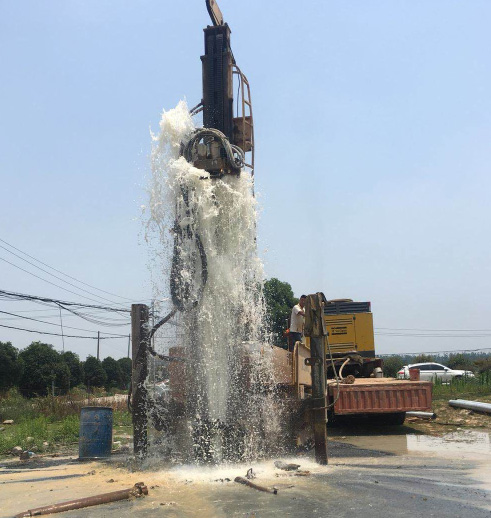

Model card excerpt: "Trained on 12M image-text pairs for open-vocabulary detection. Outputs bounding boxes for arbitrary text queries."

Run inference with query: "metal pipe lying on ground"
[14,482,148,517]
[235,476,278,494]
[448,399,491,414]
[406,411,437,420]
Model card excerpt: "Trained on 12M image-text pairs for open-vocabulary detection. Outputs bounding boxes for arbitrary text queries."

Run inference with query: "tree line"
[0,340,132,397]
[382,353,491,378]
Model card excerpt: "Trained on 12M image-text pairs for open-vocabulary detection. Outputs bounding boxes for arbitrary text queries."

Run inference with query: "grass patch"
[0,389,39,423]
[114,409,132,427]
[0,415,81,454]
[432,373,491,400]
[0,390,132,456]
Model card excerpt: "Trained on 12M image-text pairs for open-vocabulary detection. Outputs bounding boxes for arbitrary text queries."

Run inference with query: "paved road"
[1,439,489,518]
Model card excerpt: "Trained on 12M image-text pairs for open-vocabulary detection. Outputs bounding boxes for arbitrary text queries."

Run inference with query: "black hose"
[170,183,208,312]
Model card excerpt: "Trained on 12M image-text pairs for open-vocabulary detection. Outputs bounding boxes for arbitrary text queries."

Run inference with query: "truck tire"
[378,412,406,426]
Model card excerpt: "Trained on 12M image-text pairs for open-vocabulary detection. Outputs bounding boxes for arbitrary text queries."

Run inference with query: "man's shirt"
[290,304,304,333]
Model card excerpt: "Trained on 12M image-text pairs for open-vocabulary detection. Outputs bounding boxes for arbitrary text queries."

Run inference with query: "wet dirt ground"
[1,425,490,518]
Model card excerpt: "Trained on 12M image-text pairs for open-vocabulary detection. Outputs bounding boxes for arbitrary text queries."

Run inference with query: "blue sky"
[1,0,490,359]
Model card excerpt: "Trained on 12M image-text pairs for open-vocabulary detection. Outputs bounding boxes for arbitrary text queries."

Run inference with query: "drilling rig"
[131,0,434,465]
[131,0,261,463]
[182,0,254,178]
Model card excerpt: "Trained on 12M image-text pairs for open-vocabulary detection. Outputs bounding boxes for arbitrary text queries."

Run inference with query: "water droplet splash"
[145,101,284,463]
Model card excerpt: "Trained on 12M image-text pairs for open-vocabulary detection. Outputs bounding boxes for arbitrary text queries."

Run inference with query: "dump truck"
[273,299,433,427]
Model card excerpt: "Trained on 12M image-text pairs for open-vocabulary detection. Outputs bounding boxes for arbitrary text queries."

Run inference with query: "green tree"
[84,356,107,389]
[18,342,70,396]
[61,351,85,388]
[117,358,132,389]
[474,357,491,374]
[0,341,24,391]
[263,278,298,348]
[382,356,404,378]
[413,354,434,364]
[102,356,123,390]
[447,353,474,371]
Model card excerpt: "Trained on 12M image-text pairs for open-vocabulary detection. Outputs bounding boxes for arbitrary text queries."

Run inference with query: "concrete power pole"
[131,304,149,459]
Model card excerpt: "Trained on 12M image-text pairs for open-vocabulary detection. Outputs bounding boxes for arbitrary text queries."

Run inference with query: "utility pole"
[127,334,131,359]
[131,304,149,459]
[97,331,100,360]
[59,307,65,353]
[304,293,329,465]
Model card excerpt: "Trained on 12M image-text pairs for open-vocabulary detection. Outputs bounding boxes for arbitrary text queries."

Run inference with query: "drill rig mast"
[183,0,254,177]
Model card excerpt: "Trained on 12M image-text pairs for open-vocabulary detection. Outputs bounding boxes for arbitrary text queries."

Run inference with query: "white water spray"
[145,101,281,462]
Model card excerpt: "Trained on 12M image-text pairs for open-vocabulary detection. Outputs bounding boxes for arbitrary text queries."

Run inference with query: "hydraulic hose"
[182,128,245,172]
[338,358,350,380]
[170,183,208,312]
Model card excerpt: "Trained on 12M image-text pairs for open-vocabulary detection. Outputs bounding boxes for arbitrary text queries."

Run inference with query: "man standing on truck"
[289,295,307,351]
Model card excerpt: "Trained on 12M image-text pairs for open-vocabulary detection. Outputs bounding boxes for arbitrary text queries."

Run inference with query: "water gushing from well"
[145,101,281,463]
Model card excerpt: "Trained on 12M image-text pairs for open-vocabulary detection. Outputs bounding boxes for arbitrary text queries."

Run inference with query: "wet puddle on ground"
[335,430,491,457]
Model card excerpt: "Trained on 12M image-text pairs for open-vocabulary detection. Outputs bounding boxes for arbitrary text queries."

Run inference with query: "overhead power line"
[375,332,491,338]
[0,307,130,322]
[376,327,491,332]
[0,237,140,303]
[0,310,128,336]
[0,244,124,305]
[0,288,130,313]
[0,323,125,340]
[0,256,130,307]
[0,288,130,328]
[379,347,491,356]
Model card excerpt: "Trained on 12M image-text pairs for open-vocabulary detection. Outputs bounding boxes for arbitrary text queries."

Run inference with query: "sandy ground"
[1,428,490,518]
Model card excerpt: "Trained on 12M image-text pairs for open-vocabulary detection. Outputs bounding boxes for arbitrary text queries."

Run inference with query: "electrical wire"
[0,257,129,307]
[0,237,143,302]
[0,244,125,305]
[0,323,125,340]
[0,310,128,336]
[374,333,491,338]
[0,308,130,321]
[0,289,130,329]
[0,289,129,313]
[378,347,491,356]
[377,327,491,332]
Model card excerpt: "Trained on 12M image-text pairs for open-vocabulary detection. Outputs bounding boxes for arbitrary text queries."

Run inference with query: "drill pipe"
[234,476,278,494]
[448,399,491,414]
[14,482,148,517]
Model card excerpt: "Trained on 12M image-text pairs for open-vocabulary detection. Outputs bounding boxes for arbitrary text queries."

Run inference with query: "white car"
[397,362,475,382]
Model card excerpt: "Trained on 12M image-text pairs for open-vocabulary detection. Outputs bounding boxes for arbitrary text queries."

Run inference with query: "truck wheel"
[378,412,406,426]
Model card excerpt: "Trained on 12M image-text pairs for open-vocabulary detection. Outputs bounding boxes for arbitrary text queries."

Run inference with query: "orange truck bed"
[327,378,432,415]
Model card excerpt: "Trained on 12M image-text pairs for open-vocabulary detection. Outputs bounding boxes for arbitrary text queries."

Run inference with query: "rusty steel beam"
[206,0,224,26]
[234,476,278,494]
[14,483,148,518]
[304,293,329,465]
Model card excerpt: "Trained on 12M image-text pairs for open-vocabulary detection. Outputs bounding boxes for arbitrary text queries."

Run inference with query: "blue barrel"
[79,407,113,459]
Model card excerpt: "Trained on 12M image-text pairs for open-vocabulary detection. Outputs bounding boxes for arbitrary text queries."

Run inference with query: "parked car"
[397,362,475,382]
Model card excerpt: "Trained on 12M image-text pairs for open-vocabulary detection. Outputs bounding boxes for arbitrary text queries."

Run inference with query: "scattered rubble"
[246,468,256,479]
[19,451,35,460]
[274,460,301,471]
